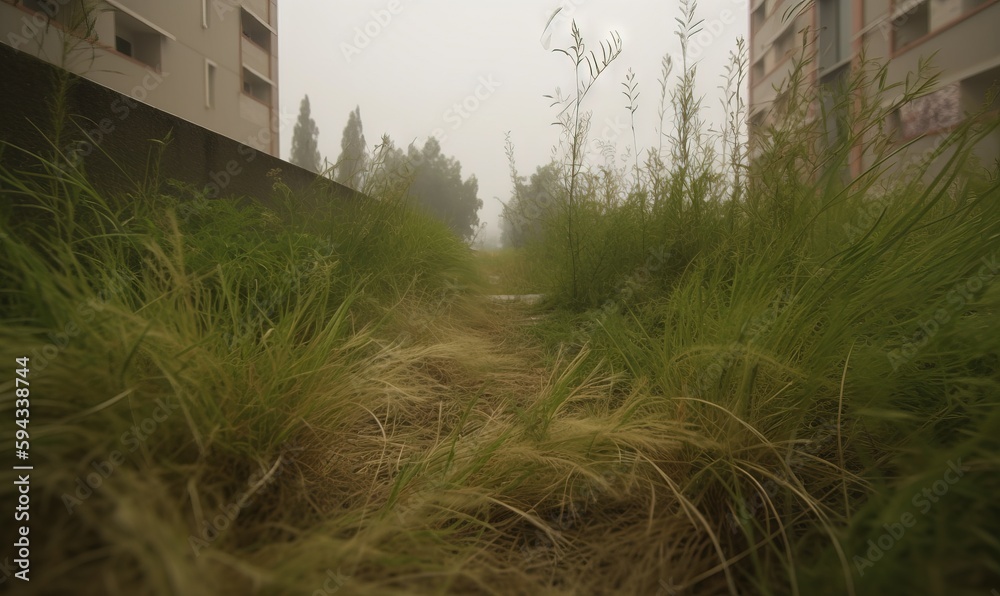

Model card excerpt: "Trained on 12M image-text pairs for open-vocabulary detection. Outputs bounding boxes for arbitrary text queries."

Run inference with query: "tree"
[372,136,482,241]
[336,106,367,189]
[290,95,321,172]
[501,162,563,248]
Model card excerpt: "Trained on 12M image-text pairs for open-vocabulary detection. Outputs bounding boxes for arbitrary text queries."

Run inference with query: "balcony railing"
[241,34,269,76]
[239,92,270,129]
[241,0,269,25]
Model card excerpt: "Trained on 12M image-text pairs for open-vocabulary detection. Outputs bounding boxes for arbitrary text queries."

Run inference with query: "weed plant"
[502,3,1000,594]
[1,1,999,593]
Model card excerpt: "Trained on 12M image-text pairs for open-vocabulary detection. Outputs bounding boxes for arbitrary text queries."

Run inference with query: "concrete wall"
[0,42,359,210]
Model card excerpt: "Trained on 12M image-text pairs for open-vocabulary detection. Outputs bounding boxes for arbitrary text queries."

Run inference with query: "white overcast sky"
[278,1,749,245]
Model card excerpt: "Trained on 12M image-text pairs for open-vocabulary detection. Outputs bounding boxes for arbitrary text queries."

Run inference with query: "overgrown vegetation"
[2,1,1000,594]
[498,4,1000,595]
[321,106,484,242]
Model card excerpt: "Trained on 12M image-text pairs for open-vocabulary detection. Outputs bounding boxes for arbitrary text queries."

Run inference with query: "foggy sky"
[279,1,749,245]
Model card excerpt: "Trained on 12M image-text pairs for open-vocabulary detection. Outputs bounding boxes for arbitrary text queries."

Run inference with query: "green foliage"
[335,105,367,188]
[544,19,623,305]
[290,94,322,172]
[477,248,545,295]
[500,159,562,249]
[506,4,1000,593]
[5,2,1000,594]
[0,136,487,592]
[370,136,483,242]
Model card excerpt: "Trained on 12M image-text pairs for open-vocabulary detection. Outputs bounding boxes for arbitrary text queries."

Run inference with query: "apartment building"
[0,0,279,156]
[749,0,1000,175]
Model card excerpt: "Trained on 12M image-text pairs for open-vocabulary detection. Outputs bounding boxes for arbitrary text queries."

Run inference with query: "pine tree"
[336,106,367,189]
[290,95,321,172]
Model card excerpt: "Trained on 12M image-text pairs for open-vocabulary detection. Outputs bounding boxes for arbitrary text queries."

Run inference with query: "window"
[112,9,163,69]
[240,8,270,50]
[205,60,217,108]
[115,35,132,56]
[773,27,794,58]
[819,63,851,148]
[242,67,271,105]
[892,0,930,50]
[751,4,766,32]
[818,0,851,71]
[960,66,1000,113]
[930,0,964,27]
[892,0,990,51]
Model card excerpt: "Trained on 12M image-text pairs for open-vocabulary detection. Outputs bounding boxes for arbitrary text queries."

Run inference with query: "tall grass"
[2,3,999,594]
[503,5,1000,594]
[0,139,496,594]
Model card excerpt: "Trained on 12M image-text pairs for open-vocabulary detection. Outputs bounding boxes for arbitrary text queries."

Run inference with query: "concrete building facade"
[748,0,1000,174]
[0,0,279,156]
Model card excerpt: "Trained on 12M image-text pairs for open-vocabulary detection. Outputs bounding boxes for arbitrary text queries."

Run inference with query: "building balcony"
[751,54,799,109]
[241,0,269,23]
[241,34,270,77]
[240,90,270,131]
[889,1,1000,81]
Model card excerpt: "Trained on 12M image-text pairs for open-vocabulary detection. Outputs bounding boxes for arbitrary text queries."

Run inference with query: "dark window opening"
[242,68,271,105]
[112,10,163,69]
[240,9,270,51]
[115,35,132,56]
